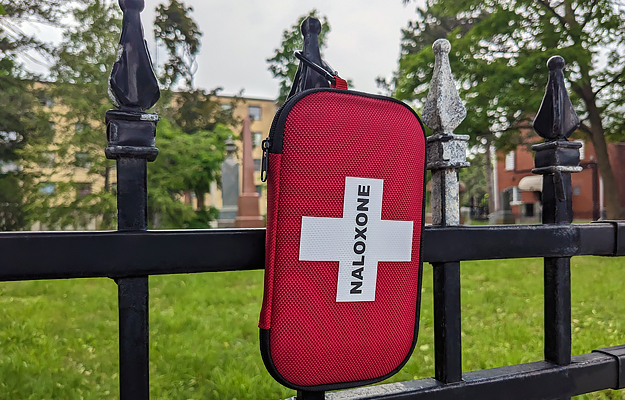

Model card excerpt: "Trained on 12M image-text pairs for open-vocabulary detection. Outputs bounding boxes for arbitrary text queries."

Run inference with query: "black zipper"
[260,102,287,182]
[260,137,271,182]
[260,89,324,182]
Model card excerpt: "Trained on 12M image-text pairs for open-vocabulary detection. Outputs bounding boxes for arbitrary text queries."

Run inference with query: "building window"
[253,132,262,148]
[505,151,515,171]
[254,158,262,172]
[248,106,262,121]
[573,186,581,196]
[41,152,56,167]
[510,186,523,205]
[76,182,92,198]
[37,93,54,108]
[39,183,56,195]
[75,152,91,168]
[575,140,585,160]
[256,184,263,196]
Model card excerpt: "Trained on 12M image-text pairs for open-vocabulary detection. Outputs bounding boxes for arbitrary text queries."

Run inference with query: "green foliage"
[147,118,234,229]
[393,0,625,144]
[392,0,625,218]
[0,257,622,398]
[151,90,240,225]
[0,0,68,62]
[0,173,25,230]
[0,1,233,230]
[23,0,123,230]
[151,0,235,227]
[0,0,63,230]
[267,10,330,105]
[0,63,54,163]
[159,88,240,135]
[460,151,489,208]
[23,181,117,230]
[154,0,202,89]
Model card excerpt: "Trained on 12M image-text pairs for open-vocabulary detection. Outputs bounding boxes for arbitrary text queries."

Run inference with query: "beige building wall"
[27,94,117,230]
[31,90,276,228]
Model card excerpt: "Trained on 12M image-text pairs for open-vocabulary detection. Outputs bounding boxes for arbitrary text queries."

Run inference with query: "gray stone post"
[218,136,239,228]
[423,39,470,227]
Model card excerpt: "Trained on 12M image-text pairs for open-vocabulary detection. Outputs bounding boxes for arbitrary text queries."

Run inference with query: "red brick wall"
[608,143,625,214]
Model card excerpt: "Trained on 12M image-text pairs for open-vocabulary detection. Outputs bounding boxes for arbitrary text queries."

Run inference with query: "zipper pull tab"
[261,138,270,182]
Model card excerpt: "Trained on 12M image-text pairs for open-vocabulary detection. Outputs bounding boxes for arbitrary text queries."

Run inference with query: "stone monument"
[234,117,264,228]
[218,136,239,228]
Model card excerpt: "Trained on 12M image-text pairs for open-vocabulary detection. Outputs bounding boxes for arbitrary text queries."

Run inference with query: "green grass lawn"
[0,256,623,399]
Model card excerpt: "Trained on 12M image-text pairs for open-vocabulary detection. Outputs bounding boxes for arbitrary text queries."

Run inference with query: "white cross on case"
[299,177,414,302]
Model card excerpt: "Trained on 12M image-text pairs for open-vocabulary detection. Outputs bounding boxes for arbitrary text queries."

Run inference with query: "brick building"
[495,139,625,222]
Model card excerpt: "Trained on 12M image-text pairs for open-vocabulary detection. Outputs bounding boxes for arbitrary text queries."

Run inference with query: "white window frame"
[248,105,262,121]
[575,140,585,161]
[510,186,524,206]
[504,151,515,171]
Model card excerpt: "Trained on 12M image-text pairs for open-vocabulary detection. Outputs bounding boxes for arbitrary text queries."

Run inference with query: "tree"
[267,10,330,105]
[153,0,239,220]
[162,87,240,135]
[150,89,239,223]
[0,0,68,62]
[393,0,625,219]
[147,118,231,228]
[0,1,67,230]
[154,0,202,90]
[459,152,490,211]
[27,0,123,230]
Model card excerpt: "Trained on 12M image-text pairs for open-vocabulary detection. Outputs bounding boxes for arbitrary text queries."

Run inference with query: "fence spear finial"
[423,39,469,228]
[423,39,467,136]
[532,55,582,213]
[109,0,160,112]
[287,16,333,100]
[533,56,580,141]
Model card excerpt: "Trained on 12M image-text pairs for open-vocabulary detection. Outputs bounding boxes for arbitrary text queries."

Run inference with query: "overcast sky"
[24,0,427,100]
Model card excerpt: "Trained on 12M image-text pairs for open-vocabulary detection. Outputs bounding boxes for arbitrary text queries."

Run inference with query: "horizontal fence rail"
[0,223,622,282]
[326,347,625,400]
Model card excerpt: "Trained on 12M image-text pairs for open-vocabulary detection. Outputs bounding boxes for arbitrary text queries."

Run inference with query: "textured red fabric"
[261,91,425,387]
[260,154,282,330]
[332,77,348,90]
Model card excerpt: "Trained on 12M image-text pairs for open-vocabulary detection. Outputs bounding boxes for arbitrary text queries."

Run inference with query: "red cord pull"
[332,77,348,90]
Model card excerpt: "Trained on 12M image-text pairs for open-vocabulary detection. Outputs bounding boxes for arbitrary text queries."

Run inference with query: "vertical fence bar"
[423,39,469,384]
[294,16,330,400]
[532,56,582,400]
[106,1,160,399]
[297,390,326,400]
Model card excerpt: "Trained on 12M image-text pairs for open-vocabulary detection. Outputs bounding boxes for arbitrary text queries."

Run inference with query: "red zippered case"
[259,88,427,391]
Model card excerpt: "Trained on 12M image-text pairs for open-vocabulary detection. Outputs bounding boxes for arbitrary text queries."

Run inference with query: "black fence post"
[422,39,470,384]
[106,1,160,399]
[532,56,582,400]
[297,390,326,400]
[293,16,330,400]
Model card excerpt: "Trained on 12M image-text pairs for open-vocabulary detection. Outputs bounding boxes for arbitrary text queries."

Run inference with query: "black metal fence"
[1,2,624,400]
